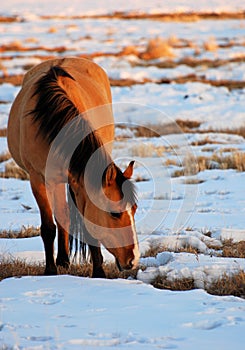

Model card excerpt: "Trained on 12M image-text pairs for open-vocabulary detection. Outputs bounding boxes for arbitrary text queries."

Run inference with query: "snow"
[138,252,245,288]
[1,0,245,17]
[0,0,245,349]
[112,86,245,130]
[1,276,245,350]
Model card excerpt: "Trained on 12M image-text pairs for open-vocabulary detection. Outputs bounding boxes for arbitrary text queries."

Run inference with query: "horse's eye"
[110,212,122,219]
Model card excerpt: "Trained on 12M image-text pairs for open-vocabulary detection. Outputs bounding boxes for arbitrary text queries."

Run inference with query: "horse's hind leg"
[54,184,70,268]
[30,175,57,275]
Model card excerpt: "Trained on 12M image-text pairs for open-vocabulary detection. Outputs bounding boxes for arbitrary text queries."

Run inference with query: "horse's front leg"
[30,175,57,275]
[89,244,106,278]
[84,229,105,278]
[54,184,70,268]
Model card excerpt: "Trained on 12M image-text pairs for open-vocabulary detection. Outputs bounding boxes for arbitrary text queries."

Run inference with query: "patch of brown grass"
[212,152,245,172]
[164,158,180,167]
[207,271,245,298]
[191,137,220,146]
[41,11,245,22]
[222,240,245,259]
[203,37,218,51]
[131,143,166,157]
[0,15,23,23]
[0,226,40,238]
[172,151,245,177]
[176,119,202,131]
[184,177,205,184]
[0,258,45,281]
[152,271,245,298]
[0,256,138,282]
[0,161,29,180]
[143,243,199,258]
[134,123,182,137]
[0,256,244,298]
[153,275,195,291]
[0,151,11,163]
[139,37,175,60]
[0,128,7,136]
[217,127,245,139]
[0,73,24,86]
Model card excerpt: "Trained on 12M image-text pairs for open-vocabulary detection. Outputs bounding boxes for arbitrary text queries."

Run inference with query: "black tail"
[68,185,87,263]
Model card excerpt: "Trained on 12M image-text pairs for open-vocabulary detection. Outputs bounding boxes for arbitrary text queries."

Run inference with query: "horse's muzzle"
[116,258,135,271]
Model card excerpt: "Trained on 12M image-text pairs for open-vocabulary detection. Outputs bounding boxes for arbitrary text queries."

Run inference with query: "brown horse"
[7,57,139,277]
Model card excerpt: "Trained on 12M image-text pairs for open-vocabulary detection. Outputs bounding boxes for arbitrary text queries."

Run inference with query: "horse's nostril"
[127,258,134,269]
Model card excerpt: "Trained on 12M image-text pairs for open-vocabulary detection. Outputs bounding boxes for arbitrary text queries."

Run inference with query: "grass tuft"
[0,255,244,298]
[0,226,40,238]
[0,161,29,180]
[0,151,11,163]
[222,240,245,259]
[171,151,245,177]
[207,271,245,298]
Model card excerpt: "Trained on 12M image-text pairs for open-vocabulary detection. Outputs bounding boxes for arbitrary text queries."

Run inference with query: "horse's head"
[70,161,139,271]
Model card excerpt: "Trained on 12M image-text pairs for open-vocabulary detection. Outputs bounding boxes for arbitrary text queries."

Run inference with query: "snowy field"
[0,0,245,349]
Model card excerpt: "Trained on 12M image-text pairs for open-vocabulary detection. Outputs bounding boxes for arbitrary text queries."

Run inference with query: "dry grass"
[115,123,182,138]
[139,37,175,60]
[134,123,182,137]
[0,128,7,136]
[203,37,218,51]
[222,240,245,259]
[211,152,245,172]
[153,275,195,291]
[0,258,45,281]
[207,271,245,298]
[1,67,245,90]
[0,161,29,180]
[172,151,245,177]
[164,158,180,167]
[40,11,245,22]
[191,137,220,146]
[152,271,245,298]
[184,177,205,184]
[131,143,166,157]
[176,119,202,131]
[0,257,137,282]
[0,226,40,238]
[0,151,11,163]
[1,256,243,298]
[143,243,200,258]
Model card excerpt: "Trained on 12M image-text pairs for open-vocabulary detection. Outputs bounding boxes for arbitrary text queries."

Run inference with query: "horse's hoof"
[92,268,106,278]
[56,256,70,269]
[44,266,58,275]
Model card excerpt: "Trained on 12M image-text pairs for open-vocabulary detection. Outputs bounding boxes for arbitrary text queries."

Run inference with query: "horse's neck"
[58,74,114,154]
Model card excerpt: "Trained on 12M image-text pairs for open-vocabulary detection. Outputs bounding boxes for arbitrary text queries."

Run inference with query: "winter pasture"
[0,0,245,349]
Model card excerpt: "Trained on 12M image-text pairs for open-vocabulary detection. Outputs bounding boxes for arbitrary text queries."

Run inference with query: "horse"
[7,57,139,277]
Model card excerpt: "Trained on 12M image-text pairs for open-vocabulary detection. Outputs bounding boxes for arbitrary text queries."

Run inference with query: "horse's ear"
[104,164,117,186]
[123,161,135,179]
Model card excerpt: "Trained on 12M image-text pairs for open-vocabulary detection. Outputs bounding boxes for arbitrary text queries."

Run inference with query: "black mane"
[31,65,137,204]
[31,65,78,145]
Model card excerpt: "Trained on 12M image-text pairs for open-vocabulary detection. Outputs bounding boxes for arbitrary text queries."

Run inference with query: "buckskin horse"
[7,57,139,277]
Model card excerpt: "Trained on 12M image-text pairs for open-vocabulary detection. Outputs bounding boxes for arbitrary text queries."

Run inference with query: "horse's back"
[7,57,114,175]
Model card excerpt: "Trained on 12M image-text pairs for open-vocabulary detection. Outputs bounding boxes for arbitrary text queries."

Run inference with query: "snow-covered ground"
[1,276,245,350]
[1,0,245,16]
[0,1,245,349]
